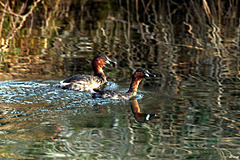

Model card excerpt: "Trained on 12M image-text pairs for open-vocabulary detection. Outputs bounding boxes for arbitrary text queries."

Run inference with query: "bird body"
[60,54,116,91]
[92,68,156,99]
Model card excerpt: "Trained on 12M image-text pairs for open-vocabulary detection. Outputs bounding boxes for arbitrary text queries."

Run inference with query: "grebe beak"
[106,57,117,67]
[109,60,116,67]
[145,72,156,77]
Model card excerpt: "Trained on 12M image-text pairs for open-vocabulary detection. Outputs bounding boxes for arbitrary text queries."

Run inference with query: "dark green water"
[0,0,240,159]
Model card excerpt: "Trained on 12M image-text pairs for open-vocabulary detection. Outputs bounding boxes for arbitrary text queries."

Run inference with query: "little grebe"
[92,68,156,99]
[60,54,116,91]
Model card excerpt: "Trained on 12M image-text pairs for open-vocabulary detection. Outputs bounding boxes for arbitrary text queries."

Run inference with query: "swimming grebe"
[60,54,116,91]
[92,68,156,99]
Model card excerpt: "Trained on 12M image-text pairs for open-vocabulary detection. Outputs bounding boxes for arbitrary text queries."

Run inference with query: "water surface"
[0,0,240,159]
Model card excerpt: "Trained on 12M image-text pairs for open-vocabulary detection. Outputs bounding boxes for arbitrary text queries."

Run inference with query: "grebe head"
[128,68,156,94]
[133,68,156,79]
[92,54,116,71]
